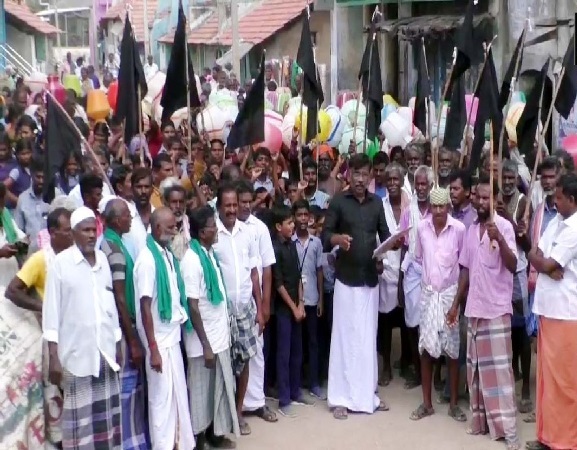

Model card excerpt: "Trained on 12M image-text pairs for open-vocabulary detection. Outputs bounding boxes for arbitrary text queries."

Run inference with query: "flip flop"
[238,420,251,436]
[448,405,467,422]
[409,404,434,420]
[377,400,389,412]
[518,398,533,414]
[254,405,278,423]
[333,406,348,420]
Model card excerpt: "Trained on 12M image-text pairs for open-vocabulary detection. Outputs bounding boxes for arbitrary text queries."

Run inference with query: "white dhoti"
[418,284,460,359]
[146,343,195,450]
[328,280,380,413]
[402,259,422,328]
[242,330,265,411]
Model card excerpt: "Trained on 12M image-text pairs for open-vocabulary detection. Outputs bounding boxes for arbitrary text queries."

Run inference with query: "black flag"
[413,42,430,136]
[443,76,466,150]
[297,9,324,143]
[161,0,201,123]
[517,60,550,155]
[555,34,577,120]
[43,96,81,203]
[499,29,525,110]
[115,14,148,144]
[226,54,265,150]
[469,50,502,171]
[448,0,476,92]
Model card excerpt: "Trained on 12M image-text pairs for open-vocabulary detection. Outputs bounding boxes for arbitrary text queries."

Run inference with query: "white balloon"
[338,126,366,155]
[380,112,412,149]
[325,105,346,148]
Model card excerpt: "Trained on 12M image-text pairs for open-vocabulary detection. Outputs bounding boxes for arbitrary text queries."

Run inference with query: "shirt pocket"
[437,247,458,268]
[241,248,251,270]
[479,242,500,269]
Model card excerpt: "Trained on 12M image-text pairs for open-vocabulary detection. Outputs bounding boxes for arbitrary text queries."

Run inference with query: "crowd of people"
[0,63,576,450]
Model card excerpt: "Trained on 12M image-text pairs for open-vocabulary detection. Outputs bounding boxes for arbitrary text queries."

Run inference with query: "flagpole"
[421,37,432,142]
[45,91,114,192]
[522,64,564,226]
[184,13,192,161]
[498,25,528,190]
[138,85,145,167]
[351,79,362,148]
[458,35,497,168]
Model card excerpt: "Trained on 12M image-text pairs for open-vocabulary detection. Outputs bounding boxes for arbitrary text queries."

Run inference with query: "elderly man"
[181,205,240,449]
[323,154,391,420]
[43,206,122,449]
[101,198,149,450]
[451,176,520,450]
[134,207,195,450]
[5,207,73,449]
[525,173,577,450]
[409,187,466,422]
[399,165,433,389]
[162,181,190,260]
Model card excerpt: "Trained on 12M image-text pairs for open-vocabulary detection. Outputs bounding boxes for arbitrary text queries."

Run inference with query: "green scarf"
[0,207,17,244]
[145,234,192,330]
[189,239,224,306]
[104,228,136,319]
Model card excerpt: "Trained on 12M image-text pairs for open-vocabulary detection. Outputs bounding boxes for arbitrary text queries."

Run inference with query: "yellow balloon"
[383,94,399,108]
[295,109,333,143]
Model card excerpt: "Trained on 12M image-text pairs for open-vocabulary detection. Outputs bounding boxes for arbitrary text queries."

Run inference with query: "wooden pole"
[137,85,145,167]
[184,15,192,162]
[351,79,363,148]
[421,37,433,143]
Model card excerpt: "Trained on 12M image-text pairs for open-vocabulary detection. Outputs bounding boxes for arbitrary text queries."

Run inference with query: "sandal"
[210,436,237,449]
[238,419,251,436]
[523,411,536,423]
[404,376,421,390]
[333,406,348,420]
[377,400,389,412]
[448,405,467,422]
[466,427,480,436]
[525,441,550,450]
[254,405,278,423]
[506,441,521,450]
[409,403,434,421]
[518,398,533,414]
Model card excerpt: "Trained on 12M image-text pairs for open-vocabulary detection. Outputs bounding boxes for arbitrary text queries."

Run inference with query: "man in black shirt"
[322,153,394,420]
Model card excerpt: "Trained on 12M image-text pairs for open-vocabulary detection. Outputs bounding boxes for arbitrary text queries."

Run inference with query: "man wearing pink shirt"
[448,176,520,450]
[409,187,467,423]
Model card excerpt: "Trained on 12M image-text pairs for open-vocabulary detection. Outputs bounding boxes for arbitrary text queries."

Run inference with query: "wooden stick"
[137,85,145,167]
[45,91,113,193]
[421,37,433,143]
[362,30,377,154]
[184,16,192,162]
[522,65,564,225]
[459,36,497,168]
[351,79,363,147]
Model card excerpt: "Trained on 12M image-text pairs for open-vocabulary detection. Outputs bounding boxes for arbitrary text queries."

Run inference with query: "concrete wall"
[5,23,34,67]
[334,5,363,93]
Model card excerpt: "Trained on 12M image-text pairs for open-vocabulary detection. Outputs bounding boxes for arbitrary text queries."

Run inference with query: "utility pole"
[230,0,240,77]
[143,0,149,59]
[53,0,61,48]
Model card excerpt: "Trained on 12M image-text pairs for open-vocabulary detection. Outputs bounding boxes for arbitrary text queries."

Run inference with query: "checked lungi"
[187,349,240,437]
[466,315,518,444]
[418,284,459,359]
[61,358,121,450]
[230,301,258,376]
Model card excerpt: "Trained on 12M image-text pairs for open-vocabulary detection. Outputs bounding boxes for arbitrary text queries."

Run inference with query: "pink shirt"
[459,214,517,319]
[416,215,465,292]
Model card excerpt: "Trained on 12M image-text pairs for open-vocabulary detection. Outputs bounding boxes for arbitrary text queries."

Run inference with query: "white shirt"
[144,62,159,80]
[43,245,121,377]
[134,240,188,349]
[533,212,577,320]
[181,247,230,358]
[124,203,155,260]
[244,214,276,279]
[68,182,113,208]
[213,217,258,314]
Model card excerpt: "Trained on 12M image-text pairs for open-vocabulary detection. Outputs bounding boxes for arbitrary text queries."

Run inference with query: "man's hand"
[446,305,459,328]
[129,338,144,368]
[516,219,527,236]
[0,244,18,259]
[203,343,216,369]
[48,354,63,386]
[550,268,564,281]
[256,311,265,336]
[251,167,263,182]
[317,301,324,318]
[150,346,163,373]
[335,234,353,251]
[297,180,308,192]
[376,259,384,275]
[486,222,502,242]
[262,303,271,324]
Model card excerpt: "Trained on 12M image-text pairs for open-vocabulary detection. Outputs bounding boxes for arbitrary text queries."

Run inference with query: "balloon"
[294,109,332,143]
[338,126,366,155]
[209,90,238,110]
[397,106,413,124]
[380,112,413,148]
[258,117,283,154]
[381,104,396,123]
[265,110,283,128]
[196,104,230,142]
[25,72,48,94]
[562,135,577,167]
[505,102,525,143]
[465,95,479,126]
[383,94,399,107]
[325,105,346,147]
[107,81,119,111]
[340,99,366,127]
[281,108,299,148]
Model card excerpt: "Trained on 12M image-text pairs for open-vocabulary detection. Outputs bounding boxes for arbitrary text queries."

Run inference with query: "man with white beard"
[437,147,455,188]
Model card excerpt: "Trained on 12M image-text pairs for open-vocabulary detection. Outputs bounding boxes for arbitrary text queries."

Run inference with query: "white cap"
[70,206,96,229]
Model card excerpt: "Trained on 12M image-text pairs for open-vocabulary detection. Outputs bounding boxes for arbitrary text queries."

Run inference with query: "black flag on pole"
[555,34,577,120]
[499,29,525,110]
[414,43,431,137]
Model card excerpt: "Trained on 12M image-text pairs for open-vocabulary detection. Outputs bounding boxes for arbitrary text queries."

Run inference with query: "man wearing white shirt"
[237,180,278,423]
[134,207,195,450]
[527,173,577,450]
[43,207,122,449]
[123,168,154,259]
[144,55,159,80]
[181,206,239,449]
[213,183,264,436]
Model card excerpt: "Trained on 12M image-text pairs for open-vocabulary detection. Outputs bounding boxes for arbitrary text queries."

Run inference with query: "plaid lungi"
[466,315,518,445]
[187,349,240,437]
[61,359,121,450]
[119,334,150,450]
[230,301,258,376]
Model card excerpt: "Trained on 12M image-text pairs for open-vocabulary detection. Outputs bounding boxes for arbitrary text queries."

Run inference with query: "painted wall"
[5,24,34,67]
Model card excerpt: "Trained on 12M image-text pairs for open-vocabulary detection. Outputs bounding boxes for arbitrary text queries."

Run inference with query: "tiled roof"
[5,0,61,35]
[101,0,158,43]
[159,0,308,46]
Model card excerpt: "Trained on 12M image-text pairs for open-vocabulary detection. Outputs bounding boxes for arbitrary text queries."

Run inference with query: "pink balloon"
[258,117,283,154]
[562,134,577,167]
[465,95,479,126]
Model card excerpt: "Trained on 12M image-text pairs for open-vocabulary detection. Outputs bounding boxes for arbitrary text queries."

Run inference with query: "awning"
[216,41,254,66]
[379,13,494,40]
[5,0,61,35]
